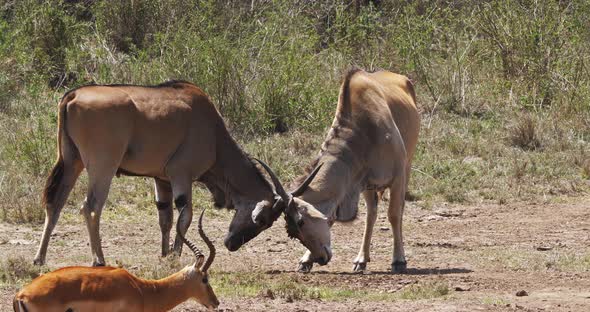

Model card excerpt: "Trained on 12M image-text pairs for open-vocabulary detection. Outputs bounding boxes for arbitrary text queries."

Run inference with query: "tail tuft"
[42,93,71,209]
[42,160,64,208]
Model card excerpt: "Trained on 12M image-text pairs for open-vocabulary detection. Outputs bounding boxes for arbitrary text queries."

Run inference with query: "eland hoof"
[92,260,106,267]
[297,262,313,273]
[352,262,367,272]
[391,261,407,273]
[33,258,45,266]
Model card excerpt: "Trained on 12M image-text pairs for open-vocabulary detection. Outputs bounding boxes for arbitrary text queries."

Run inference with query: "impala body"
[34,80,331,267]
[15,210,219,312]
[254,69,420,272]
[13,266,216,312]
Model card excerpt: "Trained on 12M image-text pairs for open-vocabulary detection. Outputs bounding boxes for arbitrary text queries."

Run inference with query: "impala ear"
[194,254,205,270]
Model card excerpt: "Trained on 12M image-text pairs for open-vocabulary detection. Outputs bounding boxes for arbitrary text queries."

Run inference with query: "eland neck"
[211,130,273,203]
[294,117,369,216]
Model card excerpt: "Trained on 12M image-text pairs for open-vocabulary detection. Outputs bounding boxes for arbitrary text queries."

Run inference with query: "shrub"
[509,114,542,151]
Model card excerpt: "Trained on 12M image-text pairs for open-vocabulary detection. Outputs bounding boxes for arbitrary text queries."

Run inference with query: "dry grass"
[475,247,590,273]
[0,256,47,286]
[508,114,541,151]
[397,281,450,300]
[1,109,589,224]
[209,271,449,302]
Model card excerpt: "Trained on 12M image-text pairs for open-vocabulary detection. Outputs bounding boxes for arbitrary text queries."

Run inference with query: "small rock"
[536,246,553,251]
[419,215,444,222]
[9,239,33,245]
[379,227,389,231]
[435,210,464,218]
[516,290,528,297]
[454,285,470,291]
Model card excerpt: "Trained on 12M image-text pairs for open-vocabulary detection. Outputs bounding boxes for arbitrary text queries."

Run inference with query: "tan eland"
[253,68,420,273]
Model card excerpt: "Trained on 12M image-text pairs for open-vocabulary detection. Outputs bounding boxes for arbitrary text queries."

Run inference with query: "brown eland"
[34,80,331,267]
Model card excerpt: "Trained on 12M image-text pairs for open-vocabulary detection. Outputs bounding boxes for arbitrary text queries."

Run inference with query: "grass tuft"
[508,114,542,151]
[0,256,47,285]
[210,271,450,302]
[397,281,450,300]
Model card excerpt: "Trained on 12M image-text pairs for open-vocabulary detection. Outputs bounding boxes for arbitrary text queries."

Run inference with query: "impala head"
[177,209,219,309]
[251,159,332,265]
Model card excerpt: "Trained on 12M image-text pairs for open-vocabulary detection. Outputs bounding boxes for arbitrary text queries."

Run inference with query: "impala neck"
[140,268,193,312]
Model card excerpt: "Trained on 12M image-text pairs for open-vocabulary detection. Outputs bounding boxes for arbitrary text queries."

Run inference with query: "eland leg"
[81,169,116,267]
[33,158,83,265]
[168,176,193,255]
[154,178,174,256]
[353,190,379,272]
[388,175,407,273]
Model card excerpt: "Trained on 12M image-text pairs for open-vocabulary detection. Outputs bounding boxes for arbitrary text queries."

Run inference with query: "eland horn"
[291,163,323,197]
[253,158,291,203]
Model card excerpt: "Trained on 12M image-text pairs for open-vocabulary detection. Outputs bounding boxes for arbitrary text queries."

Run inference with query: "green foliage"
[0,0,589,222]
[3,0,85,87]
[476,0,590,111]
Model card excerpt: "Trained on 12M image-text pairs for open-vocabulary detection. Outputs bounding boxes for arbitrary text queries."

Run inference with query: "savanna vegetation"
[0,0,589,255]
[0,2,589,309]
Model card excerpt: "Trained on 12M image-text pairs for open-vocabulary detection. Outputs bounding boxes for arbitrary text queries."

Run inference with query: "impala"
[15,209,219,312]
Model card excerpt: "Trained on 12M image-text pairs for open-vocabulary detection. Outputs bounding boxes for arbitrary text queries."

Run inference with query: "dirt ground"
[1,195,589,311]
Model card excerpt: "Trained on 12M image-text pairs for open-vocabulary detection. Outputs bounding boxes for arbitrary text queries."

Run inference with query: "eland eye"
[297,219,304,227]
[202,276,209,284]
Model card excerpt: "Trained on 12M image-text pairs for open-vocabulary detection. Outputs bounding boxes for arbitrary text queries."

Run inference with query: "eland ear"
[285,204,303,222]
[194,254,205,270]
[301,203,328,221]
[252,200,270,225]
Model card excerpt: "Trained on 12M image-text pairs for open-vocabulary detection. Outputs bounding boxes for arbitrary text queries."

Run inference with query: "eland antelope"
[15,209,219,312]
[34,80,331,267]
[253,68,420,273]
